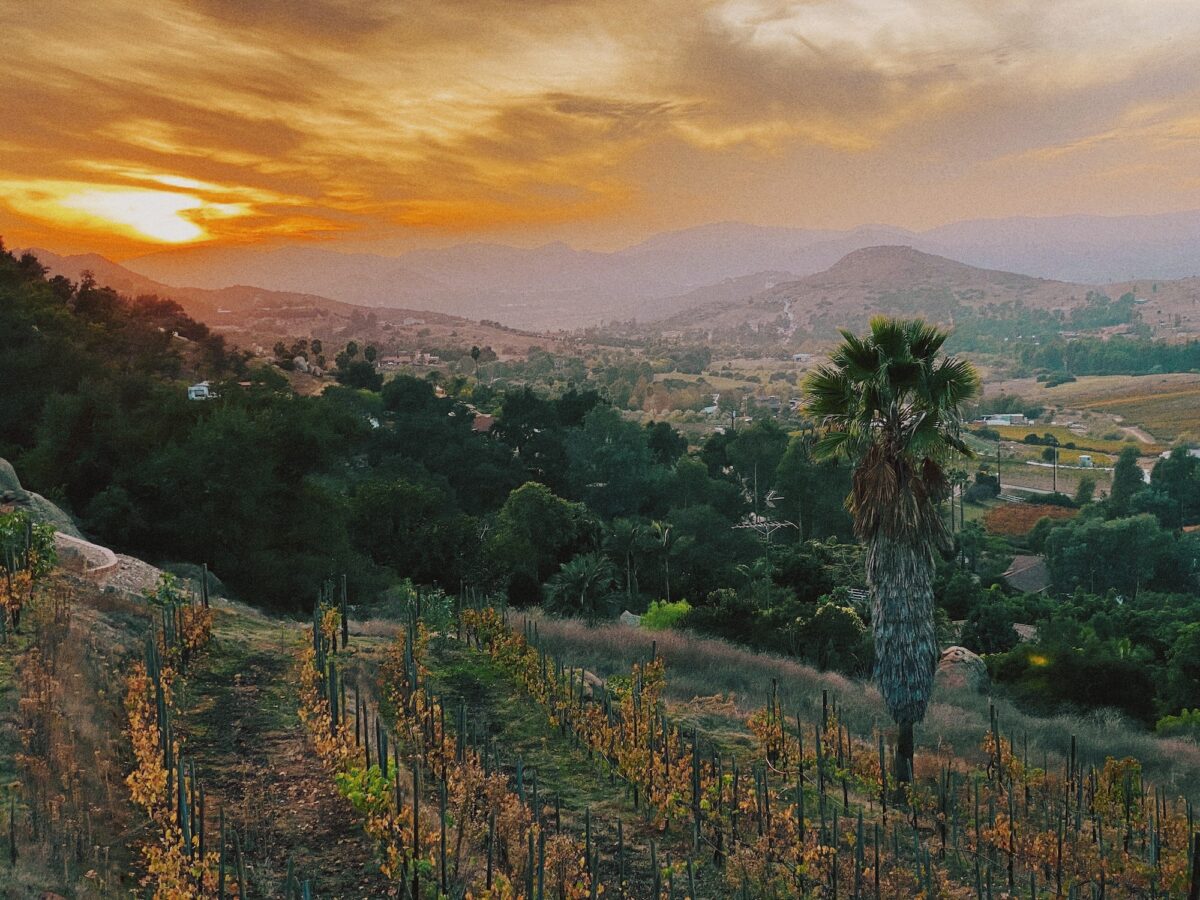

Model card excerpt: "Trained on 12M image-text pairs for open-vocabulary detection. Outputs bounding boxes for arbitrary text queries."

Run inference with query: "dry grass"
[1079,388,1200,442]
[985,424,1159,456]
[518,610,1200,797]
[984,503,1077,536]
[984,373,1200,443]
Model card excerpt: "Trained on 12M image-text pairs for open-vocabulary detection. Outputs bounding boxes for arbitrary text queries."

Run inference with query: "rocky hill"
[645,245,1140,344]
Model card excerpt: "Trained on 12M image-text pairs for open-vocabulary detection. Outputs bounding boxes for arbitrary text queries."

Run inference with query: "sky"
[2,0,1199,259]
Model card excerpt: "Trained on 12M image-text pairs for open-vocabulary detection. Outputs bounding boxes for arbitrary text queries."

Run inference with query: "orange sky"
[2,0,1199,258]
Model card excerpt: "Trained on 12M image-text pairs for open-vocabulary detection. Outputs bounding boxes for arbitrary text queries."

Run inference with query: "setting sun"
[0,178,256,248]
[58,188,209,243]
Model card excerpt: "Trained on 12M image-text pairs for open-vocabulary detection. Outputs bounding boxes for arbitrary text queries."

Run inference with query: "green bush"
[641,599,692,630]
[1156,708,1200,741]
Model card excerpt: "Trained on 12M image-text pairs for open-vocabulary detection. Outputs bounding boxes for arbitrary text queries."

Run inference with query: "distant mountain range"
[115,211,1200,330]
[26,248,564,359]
[29,220,1200,348]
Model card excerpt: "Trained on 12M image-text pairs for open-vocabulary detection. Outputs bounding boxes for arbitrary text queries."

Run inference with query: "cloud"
[2,0,1200,254]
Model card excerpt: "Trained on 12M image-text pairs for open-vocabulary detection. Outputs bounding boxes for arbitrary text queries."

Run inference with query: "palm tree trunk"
[867,534,937,789]
[895,721,914,787]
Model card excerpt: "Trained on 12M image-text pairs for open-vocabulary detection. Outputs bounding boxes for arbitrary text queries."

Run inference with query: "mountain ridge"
[111,210,1200,330]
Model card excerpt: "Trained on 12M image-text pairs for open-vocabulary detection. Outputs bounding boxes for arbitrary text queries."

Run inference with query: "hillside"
[27,247,570,360]
[647,245,1092,341]
[6,538,1200,897]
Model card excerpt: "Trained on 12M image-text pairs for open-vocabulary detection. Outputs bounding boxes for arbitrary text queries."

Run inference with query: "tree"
[649,520,675,603]
[726,420,789,512]
[1162,624,1200,716]
[485,482,595,597]
[1074,475,1096,506]
[543,552,617,622]
[364,344,378,364]
[804,317,979,785]
[604,518,643,600]
[470,345,481,375]
[1108,446,1143,517]
[959,590,1017,655]
[336,360,383,391]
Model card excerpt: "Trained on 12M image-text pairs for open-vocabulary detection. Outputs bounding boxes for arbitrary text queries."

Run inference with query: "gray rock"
[0,458,25,495]
[0,457,83,538]
[935,645,990,693]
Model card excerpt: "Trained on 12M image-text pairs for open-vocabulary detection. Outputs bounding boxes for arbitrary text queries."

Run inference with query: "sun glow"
[0,179,251,246]
[56,188,208,243]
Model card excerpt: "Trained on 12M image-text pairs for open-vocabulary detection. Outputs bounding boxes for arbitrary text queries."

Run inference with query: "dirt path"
[175,604,394,898]
[1118,423,1156,444]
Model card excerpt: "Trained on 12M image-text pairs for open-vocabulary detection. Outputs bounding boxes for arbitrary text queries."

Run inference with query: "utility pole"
[1053,444,1058,493]
[996,440,1002,494]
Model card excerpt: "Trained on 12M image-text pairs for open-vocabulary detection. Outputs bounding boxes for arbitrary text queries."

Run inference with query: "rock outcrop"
[935,645,990,693]
[0,458,83,537]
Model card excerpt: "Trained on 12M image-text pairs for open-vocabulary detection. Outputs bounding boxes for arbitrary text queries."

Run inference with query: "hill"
[27,247,570,359]
[111,211,1200,330]
[647,245,1099,343]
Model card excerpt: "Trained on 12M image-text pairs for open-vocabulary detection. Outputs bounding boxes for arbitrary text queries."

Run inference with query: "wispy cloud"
[2,0,1199,254]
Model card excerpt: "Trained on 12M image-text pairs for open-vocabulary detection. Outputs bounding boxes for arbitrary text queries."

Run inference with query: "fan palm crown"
[804,317,979,781]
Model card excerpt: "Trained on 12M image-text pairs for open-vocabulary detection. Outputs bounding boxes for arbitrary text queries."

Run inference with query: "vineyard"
[295,593,1200,899]
[3,523,1200,897]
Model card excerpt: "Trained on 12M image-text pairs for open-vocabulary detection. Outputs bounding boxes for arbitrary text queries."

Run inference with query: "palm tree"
[804,317,979,786]
[543,552,618,623]
[604,518,643,601]
[649,520,675,603]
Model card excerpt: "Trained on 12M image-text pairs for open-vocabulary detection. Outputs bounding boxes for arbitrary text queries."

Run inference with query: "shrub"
[641,599,692,630]
[1038,492,1077,509]
[1043,373,1077,387]
[1156,709,1200,741]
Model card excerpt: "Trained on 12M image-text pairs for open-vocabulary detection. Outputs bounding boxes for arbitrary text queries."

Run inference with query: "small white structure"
[981,413,1027,427]
[1078,454,1093,468]
[187,382,213,401]
[792,353,813,363]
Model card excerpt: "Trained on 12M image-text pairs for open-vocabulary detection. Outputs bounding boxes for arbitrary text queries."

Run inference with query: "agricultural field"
[982,425,1157,457]
[983,374,1200,443]
[8,541,1200,898]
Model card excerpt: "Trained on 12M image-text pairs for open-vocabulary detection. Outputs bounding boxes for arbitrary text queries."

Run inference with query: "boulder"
[0,457,83,537]
[935,645,990,693]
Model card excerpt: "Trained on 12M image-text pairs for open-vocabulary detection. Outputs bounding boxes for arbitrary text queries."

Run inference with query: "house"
[1002,555,1049,594]
[187,382,213,401]
[472,413,495,433]
[980,413,1026,427]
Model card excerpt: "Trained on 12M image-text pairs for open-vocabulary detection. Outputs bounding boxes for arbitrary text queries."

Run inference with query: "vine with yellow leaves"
[298,600,595,898]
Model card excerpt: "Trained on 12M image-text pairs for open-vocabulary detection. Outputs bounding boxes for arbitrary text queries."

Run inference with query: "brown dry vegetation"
[518,610,1200,798]
[1,576,146,897]
[984,503,1078,536]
